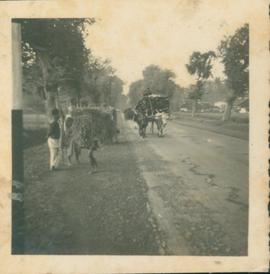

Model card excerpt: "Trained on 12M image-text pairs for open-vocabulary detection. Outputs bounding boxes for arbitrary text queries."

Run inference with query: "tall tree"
[142,65,176,96]
[83,59,124,107]
[83,57,109,105]
[20,18,95,116]
[186,51,216,117]
[218,24,249,121]
[128,65,182,110]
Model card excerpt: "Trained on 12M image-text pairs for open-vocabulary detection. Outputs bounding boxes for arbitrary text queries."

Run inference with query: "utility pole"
[12,20,24,254]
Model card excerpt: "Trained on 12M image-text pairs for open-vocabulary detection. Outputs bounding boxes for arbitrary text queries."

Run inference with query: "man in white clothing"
[47,108,61,171]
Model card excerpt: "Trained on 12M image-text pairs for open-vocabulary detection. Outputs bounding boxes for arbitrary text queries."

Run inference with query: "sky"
[85,0,251,94]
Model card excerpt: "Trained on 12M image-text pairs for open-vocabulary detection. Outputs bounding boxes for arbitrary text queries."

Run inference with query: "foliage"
[21,19,94,97]
[83,59,124,107]
[128,80,144,107]
[218,24,249,102]
[218,24,249,121]
[142,65,176,97]
[201,78,228,103]
[20,19,125,114]
[128,65,181,108]
[186,51,216,101]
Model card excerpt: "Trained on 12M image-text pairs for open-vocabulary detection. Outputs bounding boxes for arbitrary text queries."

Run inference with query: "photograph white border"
[0,0,269,273]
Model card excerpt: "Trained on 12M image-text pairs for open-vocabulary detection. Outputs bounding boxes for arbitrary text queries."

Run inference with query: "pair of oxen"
[129,109,168,138]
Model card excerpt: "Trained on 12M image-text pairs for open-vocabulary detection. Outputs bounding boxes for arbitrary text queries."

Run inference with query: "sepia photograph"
[13,13,249,256]
[0,0,268,273]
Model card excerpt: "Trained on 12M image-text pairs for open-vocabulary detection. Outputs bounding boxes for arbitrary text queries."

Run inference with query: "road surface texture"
[126,117,248,255]
[23,115,248,255]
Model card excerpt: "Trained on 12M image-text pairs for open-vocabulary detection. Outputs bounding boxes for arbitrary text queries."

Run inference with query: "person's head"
[51,108,60,121]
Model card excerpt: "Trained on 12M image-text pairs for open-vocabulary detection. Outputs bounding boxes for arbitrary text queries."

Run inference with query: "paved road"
[125,118,248,255]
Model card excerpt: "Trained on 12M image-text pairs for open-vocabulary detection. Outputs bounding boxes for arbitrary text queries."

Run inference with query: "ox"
[133,111,148,138]
[154,112,168,137]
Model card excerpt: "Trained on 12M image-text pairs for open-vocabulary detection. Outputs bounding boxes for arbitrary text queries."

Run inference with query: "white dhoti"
[48,137,60,169]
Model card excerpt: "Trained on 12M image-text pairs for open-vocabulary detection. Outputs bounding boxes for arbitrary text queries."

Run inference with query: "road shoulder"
[23,119,160,255]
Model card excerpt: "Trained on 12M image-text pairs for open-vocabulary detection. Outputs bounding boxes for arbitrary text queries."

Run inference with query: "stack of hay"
[70,107,117,147]
[135,94,170,116]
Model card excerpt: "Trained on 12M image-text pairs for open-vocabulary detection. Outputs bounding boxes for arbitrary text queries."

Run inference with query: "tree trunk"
[37,52,51,118]
[46,92,56,119]
[191,100,197,118]
[222,100,234,121]
[37,53,48,91]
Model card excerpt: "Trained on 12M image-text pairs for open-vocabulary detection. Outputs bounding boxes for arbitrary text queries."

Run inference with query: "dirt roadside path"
[23,115,161,255]
[172,116,248,140]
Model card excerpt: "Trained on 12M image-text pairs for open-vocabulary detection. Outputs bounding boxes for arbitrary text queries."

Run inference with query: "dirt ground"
[22,113,248,255]
[23,126,160,254]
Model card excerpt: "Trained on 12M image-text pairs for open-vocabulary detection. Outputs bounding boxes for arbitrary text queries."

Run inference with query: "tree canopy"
[218,24,249,101]
[186,50,216,101]
[21,19,94,91]
[128,65,182,108]
[218,24,249,120]
[20,19,125,114]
